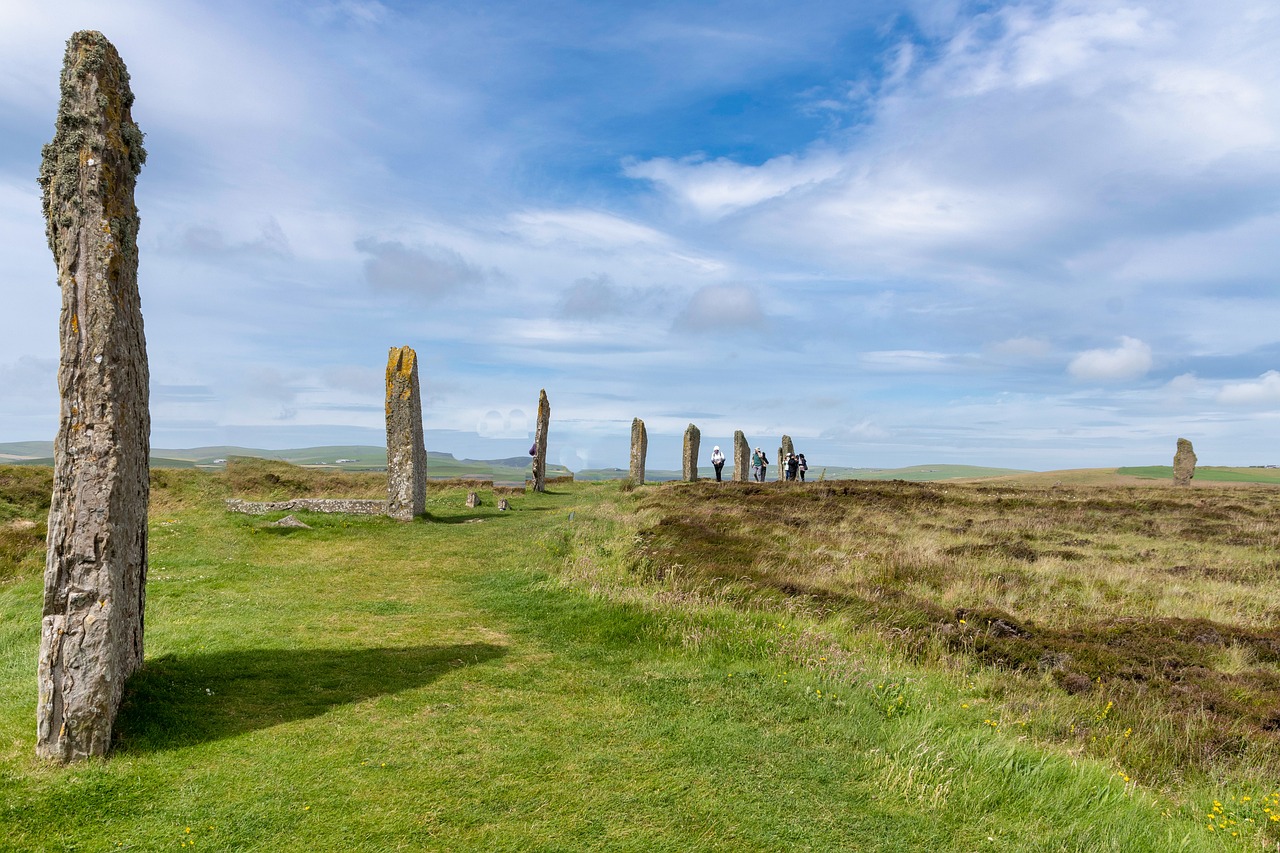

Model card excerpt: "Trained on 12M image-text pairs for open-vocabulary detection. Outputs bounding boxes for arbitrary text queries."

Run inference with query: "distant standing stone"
[465,491,480,508]
[630,418,647,485]
[778,435,794,482]
[1173,438,1197,486]
[498,498,511,511]
[683,423,701,482]
[532,389,550,492]
[37,31,150,763]
[733,431,750,482]
[385,346,427,520]
[270,515,311,529]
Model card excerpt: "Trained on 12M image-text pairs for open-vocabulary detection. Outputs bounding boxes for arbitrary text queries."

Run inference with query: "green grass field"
[1117,466,1280,485]
[2,464,1278,850]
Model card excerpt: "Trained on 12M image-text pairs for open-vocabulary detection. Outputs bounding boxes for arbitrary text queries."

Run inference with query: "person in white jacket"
[710,446,726,481]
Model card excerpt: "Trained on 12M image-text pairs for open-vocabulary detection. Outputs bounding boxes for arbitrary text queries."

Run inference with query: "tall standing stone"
[629,418,647,485]
[682,423,700,482]
[1173,438,1197,487]
[37,31,149,762]
[733,431,750,482]
[385,346,426,520]
[778,435,794,481]
[532,389,550,492]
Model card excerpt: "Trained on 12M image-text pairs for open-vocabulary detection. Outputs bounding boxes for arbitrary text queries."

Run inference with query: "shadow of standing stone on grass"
[113,643,506,752]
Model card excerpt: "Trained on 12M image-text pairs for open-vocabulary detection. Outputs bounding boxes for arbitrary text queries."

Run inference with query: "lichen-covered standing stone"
[532,389,550,492]
[385,346,426,520]
[733,431,750,482]
[629,418,647,485]
[778,435,794,481]
[37,31,149,762]
[1173,438,1197,487]
[683,423,701,482]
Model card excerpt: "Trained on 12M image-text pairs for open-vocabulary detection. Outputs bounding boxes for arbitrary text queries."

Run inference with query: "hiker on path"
[711,446,726,481]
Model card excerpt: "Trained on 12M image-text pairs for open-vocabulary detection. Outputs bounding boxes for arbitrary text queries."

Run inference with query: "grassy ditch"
[0,466,1277,849]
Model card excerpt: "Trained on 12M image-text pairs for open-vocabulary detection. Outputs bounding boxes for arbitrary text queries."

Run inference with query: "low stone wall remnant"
[225,498,386,516]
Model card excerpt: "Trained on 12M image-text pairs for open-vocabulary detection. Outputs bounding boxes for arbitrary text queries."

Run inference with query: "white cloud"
[820,419,890,441]
[477,408,530,439]
[1068,337,1153,382]
[860,350,958,373]
[672,284,765,332]
[986,336,1052,361]
[355,238,490,298]
[624,152,843,219]
[1217,371,1280,406]
[512,209,668,248]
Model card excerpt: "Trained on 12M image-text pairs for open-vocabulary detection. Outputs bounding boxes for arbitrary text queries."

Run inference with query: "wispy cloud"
[356,238,491,298]
[672,284,766,333]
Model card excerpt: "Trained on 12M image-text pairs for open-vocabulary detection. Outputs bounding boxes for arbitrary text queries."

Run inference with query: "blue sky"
[3,0,1280,471]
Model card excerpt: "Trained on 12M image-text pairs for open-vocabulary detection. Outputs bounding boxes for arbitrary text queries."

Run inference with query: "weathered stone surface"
[385,346,426,520]
[270,515,311,529]
[37,31,150,763]
[498,498,511,511]
[733,431,749,482]
[1173,438,1197,486]
[465,491,480,508]
[682,423,700,482]
[779,435,794,481]
[629,418,647,485]
[225,498,386,516]
[532,389,550,492]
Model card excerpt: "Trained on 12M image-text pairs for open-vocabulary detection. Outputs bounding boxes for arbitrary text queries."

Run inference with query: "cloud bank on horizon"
[2,0,1279,471]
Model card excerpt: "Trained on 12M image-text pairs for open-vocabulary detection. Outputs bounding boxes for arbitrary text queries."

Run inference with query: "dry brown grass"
[629,478,1280,784]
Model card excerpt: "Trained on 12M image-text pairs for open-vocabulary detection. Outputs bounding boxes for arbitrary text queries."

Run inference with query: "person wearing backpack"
[797,453,808,482]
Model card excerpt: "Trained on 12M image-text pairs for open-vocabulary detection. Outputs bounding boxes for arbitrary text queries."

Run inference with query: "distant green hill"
[0,442,569,483]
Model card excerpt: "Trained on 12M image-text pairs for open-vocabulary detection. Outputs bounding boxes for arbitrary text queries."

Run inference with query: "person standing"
[787,452,799,481]
[711,445,726,481]
[752,447,769,482]
[797,453,808,482]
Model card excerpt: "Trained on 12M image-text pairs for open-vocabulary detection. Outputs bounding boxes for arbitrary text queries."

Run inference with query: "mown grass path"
[0,482,1239,850]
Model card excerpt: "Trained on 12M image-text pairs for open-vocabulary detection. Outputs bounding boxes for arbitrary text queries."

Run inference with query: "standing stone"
[37,31,149,762]
[778,435,794,482]
[629,418,647,485]
[682,423,701,482]
[465,491,480,508]
[1173,438,1197,487]
[385,346,426,520]
[733,431,750,482]
[532,389,550,492]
